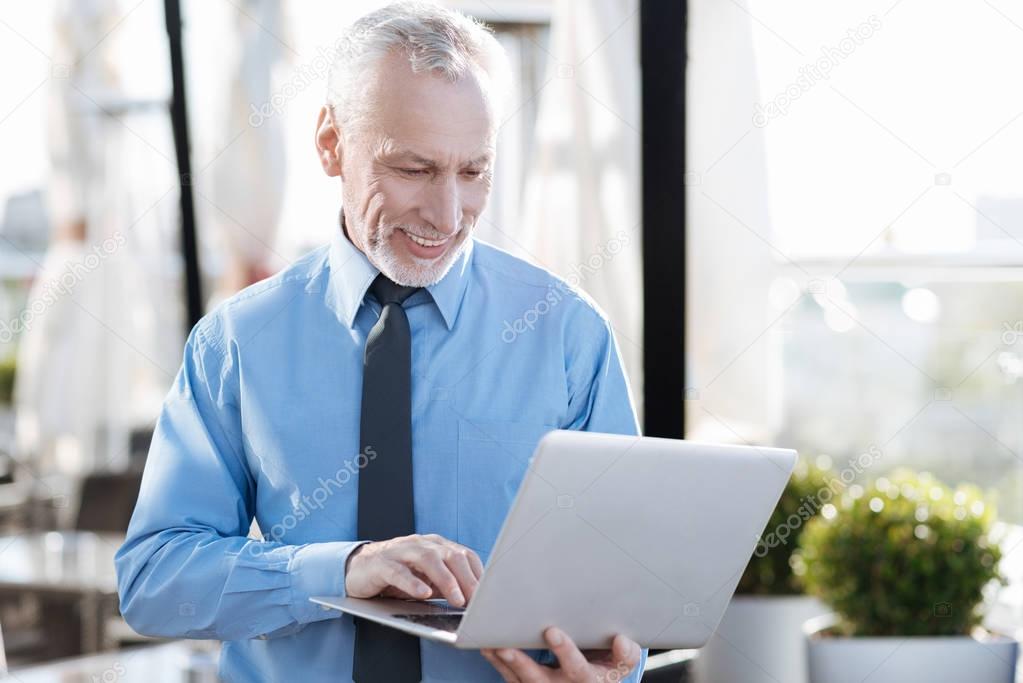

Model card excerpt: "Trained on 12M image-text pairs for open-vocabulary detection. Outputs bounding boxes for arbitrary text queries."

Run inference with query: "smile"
[400,228,449,248]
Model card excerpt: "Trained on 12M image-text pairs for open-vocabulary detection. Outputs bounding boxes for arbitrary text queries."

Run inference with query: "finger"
[481,649,521,682]
[380,581,434,601]
[610,634,641,673]
[380,560,433,599]
[408,566,440,597]
[430,535,486,580]
[458,544,485,579]
[493,649,549,683]
[543,627,590,681]
[399,546,466,606]
[440,547,480,603]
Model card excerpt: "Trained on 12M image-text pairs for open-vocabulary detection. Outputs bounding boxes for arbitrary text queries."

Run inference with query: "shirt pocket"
[456,418,555,563]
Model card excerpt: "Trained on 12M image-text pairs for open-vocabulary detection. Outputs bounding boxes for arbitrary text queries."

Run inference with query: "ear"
[315,105,343,178]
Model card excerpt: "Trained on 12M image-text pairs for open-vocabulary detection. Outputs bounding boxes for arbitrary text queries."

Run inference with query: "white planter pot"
[804,614,1018,683]
[692,595,827,683]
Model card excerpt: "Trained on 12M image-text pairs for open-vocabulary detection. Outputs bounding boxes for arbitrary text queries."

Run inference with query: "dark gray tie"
[353,274,422,683]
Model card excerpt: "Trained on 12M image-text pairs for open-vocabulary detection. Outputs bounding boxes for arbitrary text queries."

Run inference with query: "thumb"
[611,634,639,670]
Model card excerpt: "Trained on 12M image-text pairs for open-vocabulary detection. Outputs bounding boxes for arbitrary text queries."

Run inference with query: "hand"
[481,627,641,682]
[344,533,484,608]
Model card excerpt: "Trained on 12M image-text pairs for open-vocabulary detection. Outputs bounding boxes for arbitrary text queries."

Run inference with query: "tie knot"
[370,273,420,305]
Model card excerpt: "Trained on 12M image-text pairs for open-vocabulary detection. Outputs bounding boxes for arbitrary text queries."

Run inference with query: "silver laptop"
[312,430,796,650]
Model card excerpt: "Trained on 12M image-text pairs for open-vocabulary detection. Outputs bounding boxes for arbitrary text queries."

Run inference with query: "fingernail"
[452,589,465,606]
[498,649,514,663]
[547,628,563,646]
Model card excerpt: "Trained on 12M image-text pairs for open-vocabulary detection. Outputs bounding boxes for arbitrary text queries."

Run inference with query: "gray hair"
[327,1,511,133]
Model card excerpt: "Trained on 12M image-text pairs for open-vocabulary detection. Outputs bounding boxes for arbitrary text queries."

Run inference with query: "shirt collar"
[326,225,378,329]
[326,222,474,331]
[426,238,474,330]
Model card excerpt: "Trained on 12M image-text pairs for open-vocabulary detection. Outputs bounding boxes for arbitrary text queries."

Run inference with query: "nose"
[420,174,461,236]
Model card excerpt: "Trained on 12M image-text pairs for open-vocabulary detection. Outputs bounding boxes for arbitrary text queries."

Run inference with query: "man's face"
[316,51,498,287]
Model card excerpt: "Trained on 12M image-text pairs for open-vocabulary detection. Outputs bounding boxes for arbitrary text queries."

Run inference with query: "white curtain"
[514,0,645,417]
[202,0,288,304]
[15,0,182,479]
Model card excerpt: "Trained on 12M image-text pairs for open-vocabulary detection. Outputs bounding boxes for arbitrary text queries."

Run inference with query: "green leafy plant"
[738,458,833,595]
[795,469,1004,636]
[0,355,15,405]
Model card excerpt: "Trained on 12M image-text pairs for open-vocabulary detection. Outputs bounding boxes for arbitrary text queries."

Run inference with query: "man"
[116,2,646,681]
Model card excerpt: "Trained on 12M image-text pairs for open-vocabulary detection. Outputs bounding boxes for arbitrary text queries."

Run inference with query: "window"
[687,0,1023,520]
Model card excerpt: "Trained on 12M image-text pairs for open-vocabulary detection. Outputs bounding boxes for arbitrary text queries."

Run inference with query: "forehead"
[362,51,497,161]
[374,136,493,167]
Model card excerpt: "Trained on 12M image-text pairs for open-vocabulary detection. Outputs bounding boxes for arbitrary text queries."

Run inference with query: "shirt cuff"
[288,540,370,624]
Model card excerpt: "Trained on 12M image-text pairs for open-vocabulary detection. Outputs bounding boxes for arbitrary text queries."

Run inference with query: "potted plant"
[693,458,831,683]
[796,469,1016,683]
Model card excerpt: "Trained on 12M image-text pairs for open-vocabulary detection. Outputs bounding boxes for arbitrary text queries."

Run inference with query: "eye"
[462,169,486,179]
[400,168,429,177]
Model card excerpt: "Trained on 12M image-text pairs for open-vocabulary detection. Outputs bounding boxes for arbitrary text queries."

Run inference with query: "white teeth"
[402,230,447,247]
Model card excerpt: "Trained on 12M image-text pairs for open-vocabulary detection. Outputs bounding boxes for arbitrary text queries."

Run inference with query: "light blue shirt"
[115,227,647,682]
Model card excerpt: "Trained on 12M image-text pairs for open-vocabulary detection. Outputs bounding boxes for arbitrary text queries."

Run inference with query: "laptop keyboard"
[394,613,464,632]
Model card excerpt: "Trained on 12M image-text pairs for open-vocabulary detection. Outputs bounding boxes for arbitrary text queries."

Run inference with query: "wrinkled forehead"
[372,135,495,169]
[359,51,498,160]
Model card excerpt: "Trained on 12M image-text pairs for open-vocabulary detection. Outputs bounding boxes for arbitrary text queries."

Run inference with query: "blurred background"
[0,0,1021,680]
[0,0,645,677]
[686,0,1023,525]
